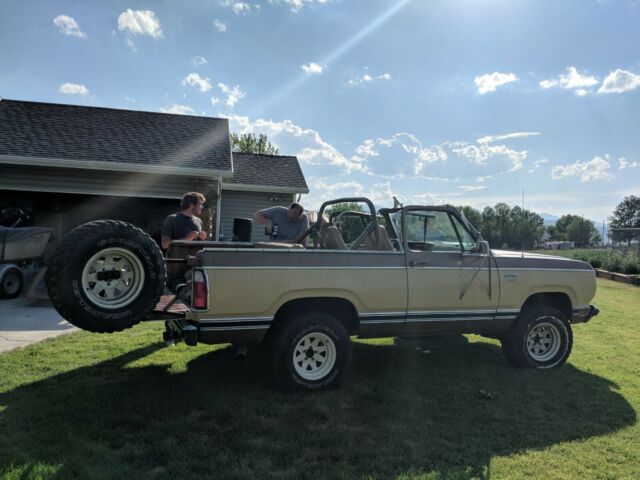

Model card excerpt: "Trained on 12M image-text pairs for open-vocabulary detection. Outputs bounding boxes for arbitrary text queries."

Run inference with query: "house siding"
[220,190,295,241]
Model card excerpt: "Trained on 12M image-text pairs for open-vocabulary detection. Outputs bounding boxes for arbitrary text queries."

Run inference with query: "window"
[404,211,461,252]
[450,215,478,253]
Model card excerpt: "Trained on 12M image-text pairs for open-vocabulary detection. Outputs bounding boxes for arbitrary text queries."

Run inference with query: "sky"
[1,0,639,222]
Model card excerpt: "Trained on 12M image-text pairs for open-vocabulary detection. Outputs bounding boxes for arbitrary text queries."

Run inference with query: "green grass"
[1,279,639,479]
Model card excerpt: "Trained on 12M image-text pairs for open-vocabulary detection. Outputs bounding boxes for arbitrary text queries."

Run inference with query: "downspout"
[215,177,222,240]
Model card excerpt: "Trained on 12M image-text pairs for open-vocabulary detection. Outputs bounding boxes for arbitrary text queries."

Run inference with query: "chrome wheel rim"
[293,332,337,381]
[527,320,561,362]
[3,272,20,295]
[81,247,145,310]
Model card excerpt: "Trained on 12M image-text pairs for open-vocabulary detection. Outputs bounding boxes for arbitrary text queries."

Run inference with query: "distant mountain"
[539,213,559,226]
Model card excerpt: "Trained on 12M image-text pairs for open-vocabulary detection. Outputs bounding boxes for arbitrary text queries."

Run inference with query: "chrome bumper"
[572,305,600,324]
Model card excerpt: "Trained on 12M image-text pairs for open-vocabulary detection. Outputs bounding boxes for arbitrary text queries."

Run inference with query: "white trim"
[200,325,269,331]
[200,248,403,255]
[215,179,222,240]
[0,183,186,200]
[359,319,404,324]
[406,316,496,322]
[202,266,407,270]
[222,182,309,194]
[198,316,272,324]
[0,154,232,179]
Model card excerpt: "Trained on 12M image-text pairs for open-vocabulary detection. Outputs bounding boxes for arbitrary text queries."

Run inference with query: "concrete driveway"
[0,297,77,353]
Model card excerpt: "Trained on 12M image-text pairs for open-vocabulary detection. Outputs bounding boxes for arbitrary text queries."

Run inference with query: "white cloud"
[192,56,208,66]
[218,83,246,107]
[459,185,487,191]
[269,0,334,13]
[619,157,639,169]
[474,72,518,94]
[53,15,86,38]
[58,83,89,95]
[117,9,163,38]
[126,38,137,52]
[159,104,196,115]
[346,72,392,86]
[227,114,364,173]
[213,19,227,32]
[452,144,527,171]
[182,73,213,92]
[476,132,540,144]
[539,67,598,94]
[228,2,255,14]
[551,155,614,182]
[597,69,640,94]
[533,158,549,167]
[210,97,220,106]
[302,63,323,74]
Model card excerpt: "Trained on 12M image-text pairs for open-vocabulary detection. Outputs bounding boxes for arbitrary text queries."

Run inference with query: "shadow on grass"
[0,336,636,479]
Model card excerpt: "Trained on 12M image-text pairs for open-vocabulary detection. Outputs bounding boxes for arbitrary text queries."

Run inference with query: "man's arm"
[254,208,275,234]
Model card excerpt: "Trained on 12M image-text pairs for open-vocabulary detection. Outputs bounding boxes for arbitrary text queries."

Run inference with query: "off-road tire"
[0,267,23,299]
[271,311,352,391]
[501,305,572,369]
[45,220,166,333]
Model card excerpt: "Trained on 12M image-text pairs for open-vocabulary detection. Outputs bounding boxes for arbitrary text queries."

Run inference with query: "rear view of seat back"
[321,225,348,249]
[365,225,395,251]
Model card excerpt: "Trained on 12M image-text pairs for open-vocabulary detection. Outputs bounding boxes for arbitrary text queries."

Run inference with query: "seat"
[321,225,348,250]
[365,226,395,251]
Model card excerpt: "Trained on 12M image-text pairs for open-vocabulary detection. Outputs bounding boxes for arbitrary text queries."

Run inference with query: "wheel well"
[272,297,359,334]
[520,292,572,319]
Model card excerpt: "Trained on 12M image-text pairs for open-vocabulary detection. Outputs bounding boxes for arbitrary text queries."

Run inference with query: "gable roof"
[0,99,232,177]
[224,152,309,194]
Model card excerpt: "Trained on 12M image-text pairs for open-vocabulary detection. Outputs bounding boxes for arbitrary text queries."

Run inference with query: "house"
[0,99,308,250]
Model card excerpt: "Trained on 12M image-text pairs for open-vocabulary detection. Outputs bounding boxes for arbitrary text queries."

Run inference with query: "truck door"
[401,207,499,335]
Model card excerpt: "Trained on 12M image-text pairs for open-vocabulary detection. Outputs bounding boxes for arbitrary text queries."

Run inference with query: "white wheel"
[81,247,145,310]
[292,332,337,381]
[526,320,561,362]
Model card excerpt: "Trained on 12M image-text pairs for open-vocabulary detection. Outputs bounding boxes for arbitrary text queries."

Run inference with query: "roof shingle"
[228,152,308,192]
[0,99,232,172]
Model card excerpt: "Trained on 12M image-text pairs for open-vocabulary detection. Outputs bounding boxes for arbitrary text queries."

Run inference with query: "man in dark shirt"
[254,203,309,243]
[161,192,207,250]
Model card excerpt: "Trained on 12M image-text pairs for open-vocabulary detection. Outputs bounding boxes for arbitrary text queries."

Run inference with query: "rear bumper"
[572,304,600,324]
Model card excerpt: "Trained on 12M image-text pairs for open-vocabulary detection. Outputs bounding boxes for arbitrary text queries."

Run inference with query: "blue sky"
[1,0,639,221]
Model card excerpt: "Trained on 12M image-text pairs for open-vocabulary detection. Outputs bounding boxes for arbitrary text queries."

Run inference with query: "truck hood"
[490,249,593,271]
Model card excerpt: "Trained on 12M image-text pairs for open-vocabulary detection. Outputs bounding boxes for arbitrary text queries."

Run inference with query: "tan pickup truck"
[46,197,599,391]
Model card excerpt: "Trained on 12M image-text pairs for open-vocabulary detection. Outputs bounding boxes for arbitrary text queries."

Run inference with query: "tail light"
[192,269,208,310]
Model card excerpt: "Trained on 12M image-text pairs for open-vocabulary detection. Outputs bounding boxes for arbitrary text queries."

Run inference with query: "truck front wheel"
[501,305,573,369]
[271,312,352,391]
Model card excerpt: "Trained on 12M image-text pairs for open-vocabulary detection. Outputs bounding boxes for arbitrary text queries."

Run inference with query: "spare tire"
[45,220,166,333]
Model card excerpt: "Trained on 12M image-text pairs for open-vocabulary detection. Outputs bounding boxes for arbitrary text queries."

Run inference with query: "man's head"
[181,192,206,216]
[286,202,304,222]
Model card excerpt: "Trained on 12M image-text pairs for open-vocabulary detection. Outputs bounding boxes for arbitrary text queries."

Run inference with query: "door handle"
[409,261,427,267]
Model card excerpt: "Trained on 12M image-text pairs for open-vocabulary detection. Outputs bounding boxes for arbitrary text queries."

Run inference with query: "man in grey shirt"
[254,203,309,243]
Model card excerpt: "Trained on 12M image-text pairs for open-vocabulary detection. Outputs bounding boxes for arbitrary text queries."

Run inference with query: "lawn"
[0,279,638,480]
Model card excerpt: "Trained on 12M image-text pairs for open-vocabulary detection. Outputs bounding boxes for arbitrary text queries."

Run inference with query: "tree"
[463,204,545,249]
[609,195,640,246]
[230,133,279,155]
[554,214,601,247]
[457,206,482,232]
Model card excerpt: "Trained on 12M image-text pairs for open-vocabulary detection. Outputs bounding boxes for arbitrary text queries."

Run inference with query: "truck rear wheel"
[501,305,572,369]
[45,220,166,333]
[271,312,352,391]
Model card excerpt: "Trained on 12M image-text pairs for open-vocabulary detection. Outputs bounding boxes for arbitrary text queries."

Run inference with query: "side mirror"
[478,240,490,255]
